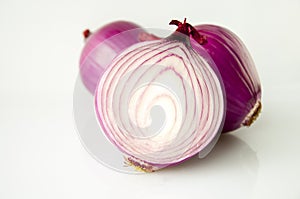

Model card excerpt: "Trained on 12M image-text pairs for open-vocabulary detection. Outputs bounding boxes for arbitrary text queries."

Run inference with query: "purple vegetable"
[193,25,262,132]
[94,20,225,171]
[79,21,146,94]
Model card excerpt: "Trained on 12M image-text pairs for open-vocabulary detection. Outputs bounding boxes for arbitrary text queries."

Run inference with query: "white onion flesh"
[95,39,225,169]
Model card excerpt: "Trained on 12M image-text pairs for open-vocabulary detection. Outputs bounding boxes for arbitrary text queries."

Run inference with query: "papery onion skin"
[79,21,146,94]
[95,26,225,171]
[192,25,262,132]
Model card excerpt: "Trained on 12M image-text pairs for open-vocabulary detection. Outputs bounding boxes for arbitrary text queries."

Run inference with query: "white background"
[1,0,300,198]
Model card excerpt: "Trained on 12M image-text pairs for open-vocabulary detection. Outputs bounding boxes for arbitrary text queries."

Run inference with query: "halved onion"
[94,31,225,171]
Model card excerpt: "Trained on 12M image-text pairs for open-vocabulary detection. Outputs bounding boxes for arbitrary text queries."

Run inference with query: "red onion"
[94,20,225,171]
[80,21,148,93]
[192,25,262,132]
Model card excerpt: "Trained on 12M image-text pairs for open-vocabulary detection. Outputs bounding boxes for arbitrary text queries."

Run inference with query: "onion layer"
[94,31,225,171]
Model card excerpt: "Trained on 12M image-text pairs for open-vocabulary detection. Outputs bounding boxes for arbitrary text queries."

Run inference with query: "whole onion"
[191,25,262,132]
[94,20,225,171]
[80,21,151,93]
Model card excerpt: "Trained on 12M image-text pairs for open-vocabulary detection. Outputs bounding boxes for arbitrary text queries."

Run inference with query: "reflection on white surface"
[73,75,143,174]
[159,134,258,198]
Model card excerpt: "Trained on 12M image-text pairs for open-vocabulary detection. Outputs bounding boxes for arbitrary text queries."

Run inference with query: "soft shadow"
[161,134,258,173]
[154,134,259,198]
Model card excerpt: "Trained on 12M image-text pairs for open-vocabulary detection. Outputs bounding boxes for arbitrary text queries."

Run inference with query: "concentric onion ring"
[95,38,225,170]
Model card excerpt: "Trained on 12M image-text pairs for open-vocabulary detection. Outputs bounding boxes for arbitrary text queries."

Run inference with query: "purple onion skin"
[192,25,262,132]
[79,21,145,94]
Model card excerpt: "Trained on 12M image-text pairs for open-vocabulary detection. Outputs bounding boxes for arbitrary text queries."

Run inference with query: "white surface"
[1,0,300,198]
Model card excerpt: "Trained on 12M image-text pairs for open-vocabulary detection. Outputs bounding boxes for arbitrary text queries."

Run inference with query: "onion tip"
[169,18,207,45]
[242,101,262,127]
[83,29,91,39]
[124,156,155,173]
